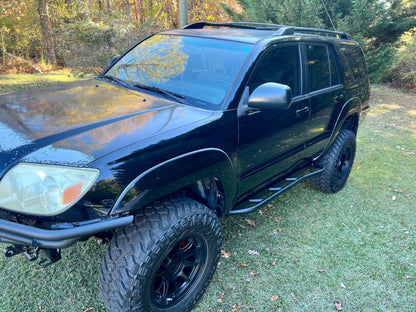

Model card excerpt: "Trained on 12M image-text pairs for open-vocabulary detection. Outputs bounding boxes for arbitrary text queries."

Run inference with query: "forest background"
[1,0,416,89]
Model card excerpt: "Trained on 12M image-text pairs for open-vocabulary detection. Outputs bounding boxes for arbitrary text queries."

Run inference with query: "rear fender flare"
[110,148,236,215]
[315,97,361,160]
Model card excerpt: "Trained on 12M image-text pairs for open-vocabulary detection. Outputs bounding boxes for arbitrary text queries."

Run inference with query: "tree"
[223,0,416,82]
[37,0,57,65]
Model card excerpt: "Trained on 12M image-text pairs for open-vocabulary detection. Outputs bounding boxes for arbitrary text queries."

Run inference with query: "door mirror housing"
[108,55,121,68]
[248,82,292,111]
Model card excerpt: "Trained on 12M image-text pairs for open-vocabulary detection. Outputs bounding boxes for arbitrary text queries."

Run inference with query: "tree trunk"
[124,0,131,18]
[179,0,188,27]
[37,0,57,65]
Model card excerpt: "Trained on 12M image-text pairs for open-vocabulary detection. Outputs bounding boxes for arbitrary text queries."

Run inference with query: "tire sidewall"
[329,134,355,192]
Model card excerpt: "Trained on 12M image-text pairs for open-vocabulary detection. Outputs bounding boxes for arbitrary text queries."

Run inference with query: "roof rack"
[182,22,351,40]
[183,22,284,31]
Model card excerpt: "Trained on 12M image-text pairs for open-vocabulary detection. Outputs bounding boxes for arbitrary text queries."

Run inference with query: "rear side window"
[306,44,339,92]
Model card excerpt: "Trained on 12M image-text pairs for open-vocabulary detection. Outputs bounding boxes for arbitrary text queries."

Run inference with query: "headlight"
[0,163,99,216]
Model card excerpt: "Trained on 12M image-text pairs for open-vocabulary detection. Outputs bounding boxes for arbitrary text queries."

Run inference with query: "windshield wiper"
[133,83,186,104]
[102,75,132,89]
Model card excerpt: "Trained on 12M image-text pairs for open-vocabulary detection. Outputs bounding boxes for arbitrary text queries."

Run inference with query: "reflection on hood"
[0,122,94,167]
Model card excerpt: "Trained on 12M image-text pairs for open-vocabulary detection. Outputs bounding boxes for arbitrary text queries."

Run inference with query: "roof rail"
[293,27,350,39]
[183,22,284,31]
[182,22,351,40]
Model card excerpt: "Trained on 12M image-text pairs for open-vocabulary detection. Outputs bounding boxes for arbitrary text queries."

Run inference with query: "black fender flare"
[110,148,236,216]
[315,97,362,160]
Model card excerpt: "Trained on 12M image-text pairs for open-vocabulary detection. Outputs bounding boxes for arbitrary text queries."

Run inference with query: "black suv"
[0,22,369,311]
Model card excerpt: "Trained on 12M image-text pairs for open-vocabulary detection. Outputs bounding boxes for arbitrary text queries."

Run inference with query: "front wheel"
[99,198,222,312]
[311,129,356,193]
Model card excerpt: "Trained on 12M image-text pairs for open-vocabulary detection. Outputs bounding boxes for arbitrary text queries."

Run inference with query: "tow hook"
[4,245,61,268]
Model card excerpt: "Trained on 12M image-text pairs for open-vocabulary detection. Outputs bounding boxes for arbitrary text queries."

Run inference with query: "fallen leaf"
[317,268,325,273]
[291,293,297,300]
[232,304,240,312]
[334,301,343,311]
[241,263,247,267]
[245,219,257,227]
[221,250,231,258]
[271,295,279,301]
[274,216,282,222]
[272,259,277,266]
[249,271,259,276]
[217,291,225,303]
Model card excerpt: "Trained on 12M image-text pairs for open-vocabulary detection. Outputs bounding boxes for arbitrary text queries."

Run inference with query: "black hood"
[0,80,213,174]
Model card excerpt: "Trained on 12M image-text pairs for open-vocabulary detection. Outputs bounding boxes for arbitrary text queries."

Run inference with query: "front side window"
[306,44,340,92]
[105,34,252,109]
[249,44,301,97]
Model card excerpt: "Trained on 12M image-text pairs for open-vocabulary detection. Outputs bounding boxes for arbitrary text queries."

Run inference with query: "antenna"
[320,0,336,31]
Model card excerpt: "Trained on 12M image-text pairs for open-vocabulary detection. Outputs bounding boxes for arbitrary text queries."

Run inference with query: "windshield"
[105,34,252,109]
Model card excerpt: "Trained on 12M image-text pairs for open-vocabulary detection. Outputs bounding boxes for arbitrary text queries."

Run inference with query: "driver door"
[237,43,310,197]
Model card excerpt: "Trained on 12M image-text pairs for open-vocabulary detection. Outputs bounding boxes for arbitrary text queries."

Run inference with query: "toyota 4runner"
[0,22,370,311]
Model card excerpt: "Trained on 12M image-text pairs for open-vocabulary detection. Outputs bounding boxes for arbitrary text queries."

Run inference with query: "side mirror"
[108,55,121,68]
[248,82,292,111]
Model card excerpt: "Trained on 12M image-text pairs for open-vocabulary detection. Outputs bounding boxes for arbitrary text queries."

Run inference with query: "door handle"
[334,94,344,102]
[296,106,309,118]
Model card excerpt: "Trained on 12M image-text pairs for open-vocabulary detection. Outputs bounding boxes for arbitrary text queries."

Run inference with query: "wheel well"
[185,177,225,217]
[141,178,225,217]
[341,113,359,135]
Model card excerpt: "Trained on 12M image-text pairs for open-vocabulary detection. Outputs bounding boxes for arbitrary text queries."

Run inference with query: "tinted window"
[249,45,301,97]
[106,35,252,109]
[306,44,339,92]
[340,45,367,85]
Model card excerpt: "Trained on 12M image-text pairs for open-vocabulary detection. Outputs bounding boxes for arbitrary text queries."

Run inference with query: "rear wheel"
[311,129,356,193]
[99,197,222,312]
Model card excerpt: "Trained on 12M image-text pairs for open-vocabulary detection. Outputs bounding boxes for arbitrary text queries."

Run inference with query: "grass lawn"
[0,79,415,311]
[0,73,89,94]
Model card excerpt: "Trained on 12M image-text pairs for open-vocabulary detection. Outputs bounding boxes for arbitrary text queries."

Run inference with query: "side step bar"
[229,168,324,215]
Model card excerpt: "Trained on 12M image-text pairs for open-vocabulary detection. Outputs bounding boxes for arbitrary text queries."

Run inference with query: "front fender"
[110,148,236,215]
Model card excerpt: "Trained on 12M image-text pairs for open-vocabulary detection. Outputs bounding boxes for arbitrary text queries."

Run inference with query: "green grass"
[0,79,415,311]
[0,74,90,94]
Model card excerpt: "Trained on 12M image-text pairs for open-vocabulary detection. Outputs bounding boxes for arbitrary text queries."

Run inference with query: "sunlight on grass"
[0,74,92,95]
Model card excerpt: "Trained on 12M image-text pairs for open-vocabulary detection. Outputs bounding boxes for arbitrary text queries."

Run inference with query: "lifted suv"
[0,22,369,311]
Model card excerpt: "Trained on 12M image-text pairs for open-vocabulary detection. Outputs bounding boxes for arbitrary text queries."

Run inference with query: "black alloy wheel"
[152,236,207,308]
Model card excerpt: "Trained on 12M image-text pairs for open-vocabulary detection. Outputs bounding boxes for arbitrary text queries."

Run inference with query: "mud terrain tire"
[311,129,356,193]
[99,197,222,312]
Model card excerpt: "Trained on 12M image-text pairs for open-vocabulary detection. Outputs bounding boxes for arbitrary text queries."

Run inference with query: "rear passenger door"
[303,43,345,156]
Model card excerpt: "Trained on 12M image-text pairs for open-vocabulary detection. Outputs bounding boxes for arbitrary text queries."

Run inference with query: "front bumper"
[0,215,133,249]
